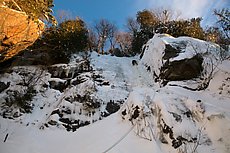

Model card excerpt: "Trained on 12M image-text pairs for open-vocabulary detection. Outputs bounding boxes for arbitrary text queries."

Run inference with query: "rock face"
[0,5,45,63]
[141,34,216,83]
[160,51,203,81]
[48,60,91,79]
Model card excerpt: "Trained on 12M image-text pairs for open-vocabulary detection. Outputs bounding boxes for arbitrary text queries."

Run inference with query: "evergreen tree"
[30,17,89,63]
[58,17,89,52]
[131,10,159,54]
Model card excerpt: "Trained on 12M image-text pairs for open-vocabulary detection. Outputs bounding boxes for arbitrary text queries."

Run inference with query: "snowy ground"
[0,37,230,153]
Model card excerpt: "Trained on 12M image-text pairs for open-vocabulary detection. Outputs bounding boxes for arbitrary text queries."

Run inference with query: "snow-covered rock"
[0,37,229,153]
[141,34,220,85]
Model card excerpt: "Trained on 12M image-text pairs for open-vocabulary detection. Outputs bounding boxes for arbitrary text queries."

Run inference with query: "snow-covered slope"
[0,35,230,153]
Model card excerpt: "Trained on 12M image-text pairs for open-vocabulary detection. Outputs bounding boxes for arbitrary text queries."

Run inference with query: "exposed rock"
[163,44,183,60]
[71,77,87,86]
[140,34,215,83]
[49,79,67,92]
[48,60,91,79]
[99,81,110,86]
[160,54,203,81]
[132,60,138,66]
[0,5,45,63]
[105,100,120,114]
[0,81,10,93]
[48,120,57,126]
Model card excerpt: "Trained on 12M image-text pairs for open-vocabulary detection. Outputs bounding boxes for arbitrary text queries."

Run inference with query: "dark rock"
[72,125,78,132]
[184,110,192,118]
[95,79,103,83]
[130,106,140,120]
[44,123,49,128]
[42,84,49,88]
[49,80,67,92]
[13,112,20,118]
[132,60,138,66]
[62,124,72,131]
[147,66,151,72]
[48,65,73,79]
[62,108,71,114]
[59,118,71,124]
[160,54,203,81]
[122,109,127,116]
[100,81,110,86]
[163,44,184,60]
[106,101,120,114]
[162,123,175,140]
[59,117,91,132]
[172,139,182,149]
[92,74,102,80]
[73,119,80,125]
[71,77,87,86]
[170,112,182,122]
[79,121,90,127]
[51,109,60,115]
[65,97,72,103]
[117,99,125,104]
[48,120,57,126]
[51,109,63,118]
[197,100,202,103]
[0,82,10,93]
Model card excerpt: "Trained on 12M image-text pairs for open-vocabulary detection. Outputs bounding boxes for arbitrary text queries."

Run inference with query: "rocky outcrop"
[160,50,203,81]
[141,34,217,83]
[48,60,91,79]
[49,79,67,92]
[0,5,45,63]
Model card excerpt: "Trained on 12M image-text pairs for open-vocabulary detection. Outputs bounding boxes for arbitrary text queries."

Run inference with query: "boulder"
[141,34,217,82]
[49,79,67,92]
[0,5,45,63]
[160,53,203,81]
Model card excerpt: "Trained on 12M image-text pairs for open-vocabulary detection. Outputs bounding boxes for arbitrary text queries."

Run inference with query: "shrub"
[4,87,36,114]
[29,17,89,64]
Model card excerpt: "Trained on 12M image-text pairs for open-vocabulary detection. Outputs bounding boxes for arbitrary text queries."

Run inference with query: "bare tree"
[94,19,117,54]
[115,31,132,54]
[87,29,97,52]
[107,23,117,52]
[214,8,230,39]
[125,17,140,35]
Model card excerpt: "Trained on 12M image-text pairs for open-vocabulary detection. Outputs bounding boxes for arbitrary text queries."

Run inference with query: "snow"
[141,34,166,76]
[1,35,230,153]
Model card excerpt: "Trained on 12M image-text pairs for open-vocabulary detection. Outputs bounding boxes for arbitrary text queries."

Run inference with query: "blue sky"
[53,0,230,29]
